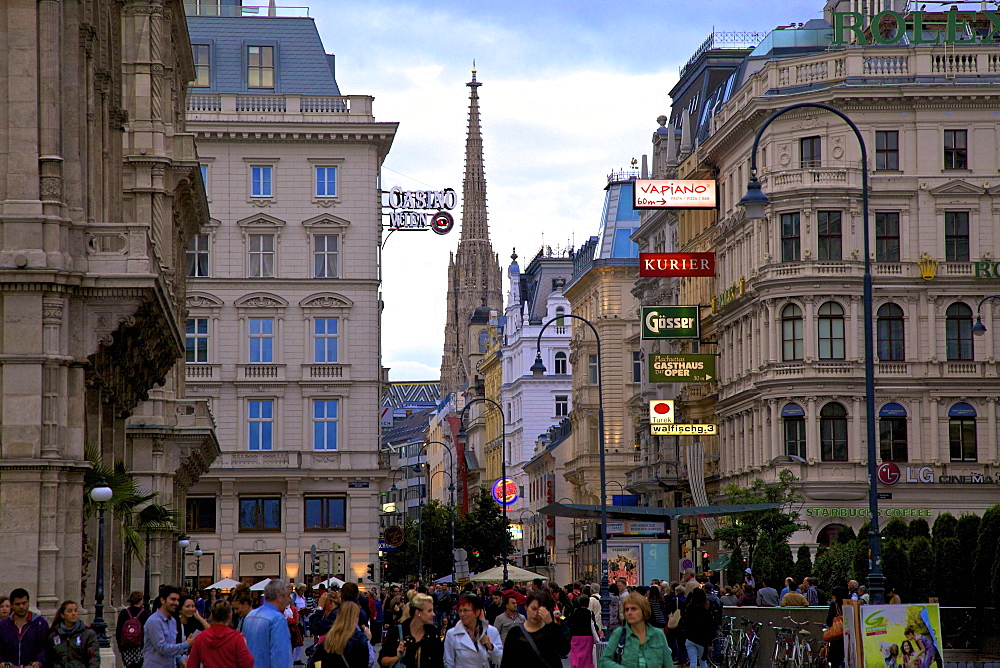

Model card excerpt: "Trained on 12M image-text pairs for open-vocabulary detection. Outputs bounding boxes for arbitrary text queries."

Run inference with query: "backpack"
[121,609,144,646]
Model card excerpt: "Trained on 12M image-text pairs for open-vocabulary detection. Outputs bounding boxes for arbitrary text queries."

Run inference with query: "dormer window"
[248,46,274,89]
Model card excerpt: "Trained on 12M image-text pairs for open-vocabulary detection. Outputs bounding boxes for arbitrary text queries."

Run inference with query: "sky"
[309,0,824,381]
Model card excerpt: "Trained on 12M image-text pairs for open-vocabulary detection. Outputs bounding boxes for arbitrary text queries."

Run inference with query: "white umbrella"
[249,578,273,591]
[469,565,546,582]
[316,576,345,588]
[206,577,241,590]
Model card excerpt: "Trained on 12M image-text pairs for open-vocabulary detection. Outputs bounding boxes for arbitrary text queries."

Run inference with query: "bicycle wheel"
[745,637,760,668]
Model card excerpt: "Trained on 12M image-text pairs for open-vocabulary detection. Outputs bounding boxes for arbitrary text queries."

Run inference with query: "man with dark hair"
[309,581,368,636]
[0,588,48,668]
[143,585,193,668]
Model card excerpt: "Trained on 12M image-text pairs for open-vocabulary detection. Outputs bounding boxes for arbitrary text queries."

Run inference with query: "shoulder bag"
[612,626,627,664]
[516,623,553,668]
[823,605,844,641]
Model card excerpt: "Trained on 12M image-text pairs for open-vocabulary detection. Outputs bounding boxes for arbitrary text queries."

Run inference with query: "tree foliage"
[714,470,804,569]
[907,536,934,603]
[931,512,957,540]
[933,537,963,606]
[814,543,852,594]
[957,513,981,576]
[907,518,930,540]
[881,538,910,601]
[793,544,813,585]
[882,517,909,541]
[725,544,746,587]
[973,504,1000,607]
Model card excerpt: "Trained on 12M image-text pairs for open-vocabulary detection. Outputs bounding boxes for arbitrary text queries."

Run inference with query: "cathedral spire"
[460,64,489,243]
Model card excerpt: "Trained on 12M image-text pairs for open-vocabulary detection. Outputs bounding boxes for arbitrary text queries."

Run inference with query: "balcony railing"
[185,363,219,380]
[303,364,349,381]
[185,94,373,121]
[237,364,286,382]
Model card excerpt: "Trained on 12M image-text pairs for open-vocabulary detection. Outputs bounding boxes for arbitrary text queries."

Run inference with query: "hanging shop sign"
[649,400,675,424]
[384,186,457,234]
[652,423,717,436]
[491,477,519,506]
[633,179,717,209]
[832,10,1000,46]
[648,353,716,383]
[642,306,700,339]
[639,252,715,277]
[877,461,1000,486]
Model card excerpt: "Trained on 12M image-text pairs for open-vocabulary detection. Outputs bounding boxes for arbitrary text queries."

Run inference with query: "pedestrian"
[195,592,208,618]
[804,579,820,607]
[143,585,195,668]
[825,586,848,668]
[886,586,902,605]
[499,590,568,668]
[735,587,755,607]
[779,578,795,601]
[242,579,292,668]
[0,588,50,668]
[743,569,755,590]
[492,593,525,646]
[231,587,256,633]
[646,586,667,630]
[598,592,673,668]
[444,594,502,668]
[780,589,809,607]
[484,592,503,626]
[284,596,304,665]
[857,585,870,605]
[377,592,444,668]
[754,580,779,607]
[311,583,368,637]
[186,601,254,668]
[718,587,737,607]
[662,586,685,665]
[116,591,151,668]
[310,602,370,668]
[583,586,603,639]
[46,601,99,668]
[567,594,600,668]
[679,588,716,668]
[179,594,211,639]
[0,596,10,622]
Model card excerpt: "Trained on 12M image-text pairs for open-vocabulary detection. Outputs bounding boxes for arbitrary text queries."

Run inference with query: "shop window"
[781,304,804,361]
[946,303,973,361]
[820,402,848,462]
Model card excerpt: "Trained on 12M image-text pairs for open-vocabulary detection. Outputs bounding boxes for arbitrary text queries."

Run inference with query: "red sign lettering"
[639,252,716,277]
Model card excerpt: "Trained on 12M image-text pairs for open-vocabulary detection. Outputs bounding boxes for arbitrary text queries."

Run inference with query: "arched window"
[554,351,568,375]
[946,303,973,361]
[817,523,849,547]
[818,302,845,359]
[781,304,804,361]
[877,303,905,361]
[782,403,806,459]
[948,402,978,462]
[879,403,908,462]
[820,402,848,462]
[555,306,565,326]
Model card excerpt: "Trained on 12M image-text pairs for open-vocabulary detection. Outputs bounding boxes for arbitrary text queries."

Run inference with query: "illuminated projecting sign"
[642,306,700,339]
[633,179,717,209]
[385,186,456,234]
[649,400,675,424]
[651,423,717,436]
[639,252,715,277]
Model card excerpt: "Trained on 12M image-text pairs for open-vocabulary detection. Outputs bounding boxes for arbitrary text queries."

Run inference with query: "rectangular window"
[247,46,274,89]
[816,211,842,261]
[315,167,338,198]
[784,418,806,459]
[875,212,900,262]
[251,166,272,198]
[943,129,968,169]
[879,417,908,462]
[820,416,848,462]
[248,318,274,363]
[313,399,339,450]
[632,351,642,384]
[185,318,209,364]
[555,395,569,417]
[800,136,821,168]
[314,318,339,363]
[305,497,347,531]
[875,131,899,170]
[780,213,801,262]
[949,418,977,461]
[239,497,280,531]
[247,400,273,451]
[248,233,275,277]
[587,354,599,385]
[186,497,217,533]
[192,44,211,87]
[200,165,209,191]
[186,233,210,277]
[314,235,339,278]
[944,211,970,262]
[192,0,221,15]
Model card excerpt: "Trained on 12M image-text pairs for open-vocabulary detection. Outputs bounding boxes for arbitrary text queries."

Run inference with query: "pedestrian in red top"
[186,601,254,668]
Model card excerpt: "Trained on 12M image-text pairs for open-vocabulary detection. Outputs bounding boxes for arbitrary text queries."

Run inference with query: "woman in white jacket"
[444,594,502,668]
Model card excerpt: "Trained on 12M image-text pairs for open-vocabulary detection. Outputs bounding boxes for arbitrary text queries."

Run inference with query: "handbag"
[612,627,627,664]
[823,605,844,641]
[667,609,681,630]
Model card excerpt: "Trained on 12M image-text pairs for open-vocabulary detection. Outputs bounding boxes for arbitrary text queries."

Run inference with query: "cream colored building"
[180,8,396,586]
[0,0,216,611]
[688,16,1000,549]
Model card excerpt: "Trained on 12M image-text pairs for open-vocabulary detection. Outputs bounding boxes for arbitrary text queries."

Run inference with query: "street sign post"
[648,354,716,383]
[641,306,700,339]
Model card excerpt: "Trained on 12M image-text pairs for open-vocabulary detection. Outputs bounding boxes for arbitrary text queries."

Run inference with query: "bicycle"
[734,616,761,667]
[772,615,823,667]
[707,615,736,667]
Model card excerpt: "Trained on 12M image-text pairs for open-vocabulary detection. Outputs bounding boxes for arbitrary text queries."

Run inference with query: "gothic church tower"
[440,67,502,393]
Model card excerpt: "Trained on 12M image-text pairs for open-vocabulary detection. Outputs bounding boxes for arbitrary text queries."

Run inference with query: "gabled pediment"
[987,184,1000,197]
[186,292,224,308]
[302,213,351,228]
[235,292,289,308]
[300,292,354,308]
[929,179,984,197]
[236,213,286,228]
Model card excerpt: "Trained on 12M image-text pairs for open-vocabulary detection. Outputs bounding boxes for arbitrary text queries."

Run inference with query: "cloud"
[384,359,442,381]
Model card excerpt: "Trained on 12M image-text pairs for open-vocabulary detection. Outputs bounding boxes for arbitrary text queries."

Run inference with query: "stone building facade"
[0,0,216,610]
[179,9,396,586]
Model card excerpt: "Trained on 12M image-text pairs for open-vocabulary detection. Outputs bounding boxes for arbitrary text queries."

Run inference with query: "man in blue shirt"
[143,586,193,668]
[243,579,292,668]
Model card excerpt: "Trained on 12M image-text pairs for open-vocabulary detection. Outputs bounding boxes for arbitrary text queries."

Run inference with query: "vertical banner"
[607,544,642,586]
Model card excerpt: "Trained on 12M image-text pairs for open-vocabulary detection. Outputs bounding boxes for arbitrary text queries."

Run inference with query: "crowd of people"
[0,570,919,668]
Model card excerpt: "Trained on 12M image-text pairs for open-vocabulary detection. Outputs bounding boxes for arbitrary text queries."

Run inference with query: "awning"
[708,555,731,571]
[536,501,784,520]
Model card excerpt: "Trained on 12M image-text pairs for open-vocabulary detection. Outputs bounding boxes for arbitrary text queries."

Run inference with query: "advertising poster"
[859,604,943,667]
[607,544,641,586]
[842,600,862,668]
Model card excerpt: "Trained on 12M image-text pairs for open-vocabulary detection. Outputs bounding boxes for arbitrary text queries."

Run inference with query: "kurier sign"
[642,306,700,340]
[832,10,1000,45]
[639,253,716,278]
[648,354,716,383]
[633,179,717,209]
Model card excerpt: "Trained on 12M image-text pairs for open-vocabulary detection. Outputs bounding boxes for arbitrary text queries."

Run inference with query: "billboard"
[633,179,717,209]
[858,604,943,667]
[607,544,642,586]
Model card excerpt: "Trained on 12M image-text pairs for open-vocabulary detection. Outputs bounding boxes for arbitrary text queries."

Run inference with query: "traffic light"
[310,545,320,576]
[366,563,375,581]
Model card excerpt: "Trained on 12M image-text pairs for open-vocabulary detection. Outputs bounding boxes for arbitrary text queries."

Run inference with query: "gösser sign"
[633,179,717,209]
[385,186,456,234]
[642,306,700,340]
[832,11,1000,45]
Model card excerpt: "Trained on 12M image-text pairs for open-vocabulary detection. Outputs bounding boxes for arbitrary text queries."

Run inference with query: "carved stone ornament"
[187,295,221,308]
[241,296,283,308]
[249,199,273,208]
[40,176,62,200]
[315,199,336,208]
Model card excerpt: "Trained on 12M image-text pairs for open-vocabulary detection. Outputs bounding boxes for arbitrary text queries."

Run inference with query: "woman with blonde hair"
[378,592,444,668]
[311,602,371,668]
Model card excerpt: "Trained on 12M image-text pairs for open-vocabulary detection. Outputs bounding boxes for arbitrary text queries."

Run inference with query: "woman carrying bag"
[378,593,444,668]
[311,602,371,668]
[598,592,674,668]
[824,587,848,668]
[500,590,568,668]
[567,595,600,668]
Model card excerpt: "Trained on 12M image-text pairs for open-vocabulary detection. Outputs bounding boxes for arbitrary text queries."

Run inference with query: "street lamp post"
[739,101,884,603]
[178,535,190,588]
[425,441,457,582]
[90,480,114,647]
[457,398,510,583]
[532,313,611,627]
[971,295,1000,336]
[428,467,457,581]
[144,530,152,605]
[194,544,203,592]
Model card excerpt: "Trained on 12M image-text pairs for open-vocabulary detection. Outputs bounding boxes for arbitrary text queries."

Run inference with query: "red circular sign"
[431,211,454,235]
[877,462,901,486]
[384,525,404,547]
[653,402,671,415]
